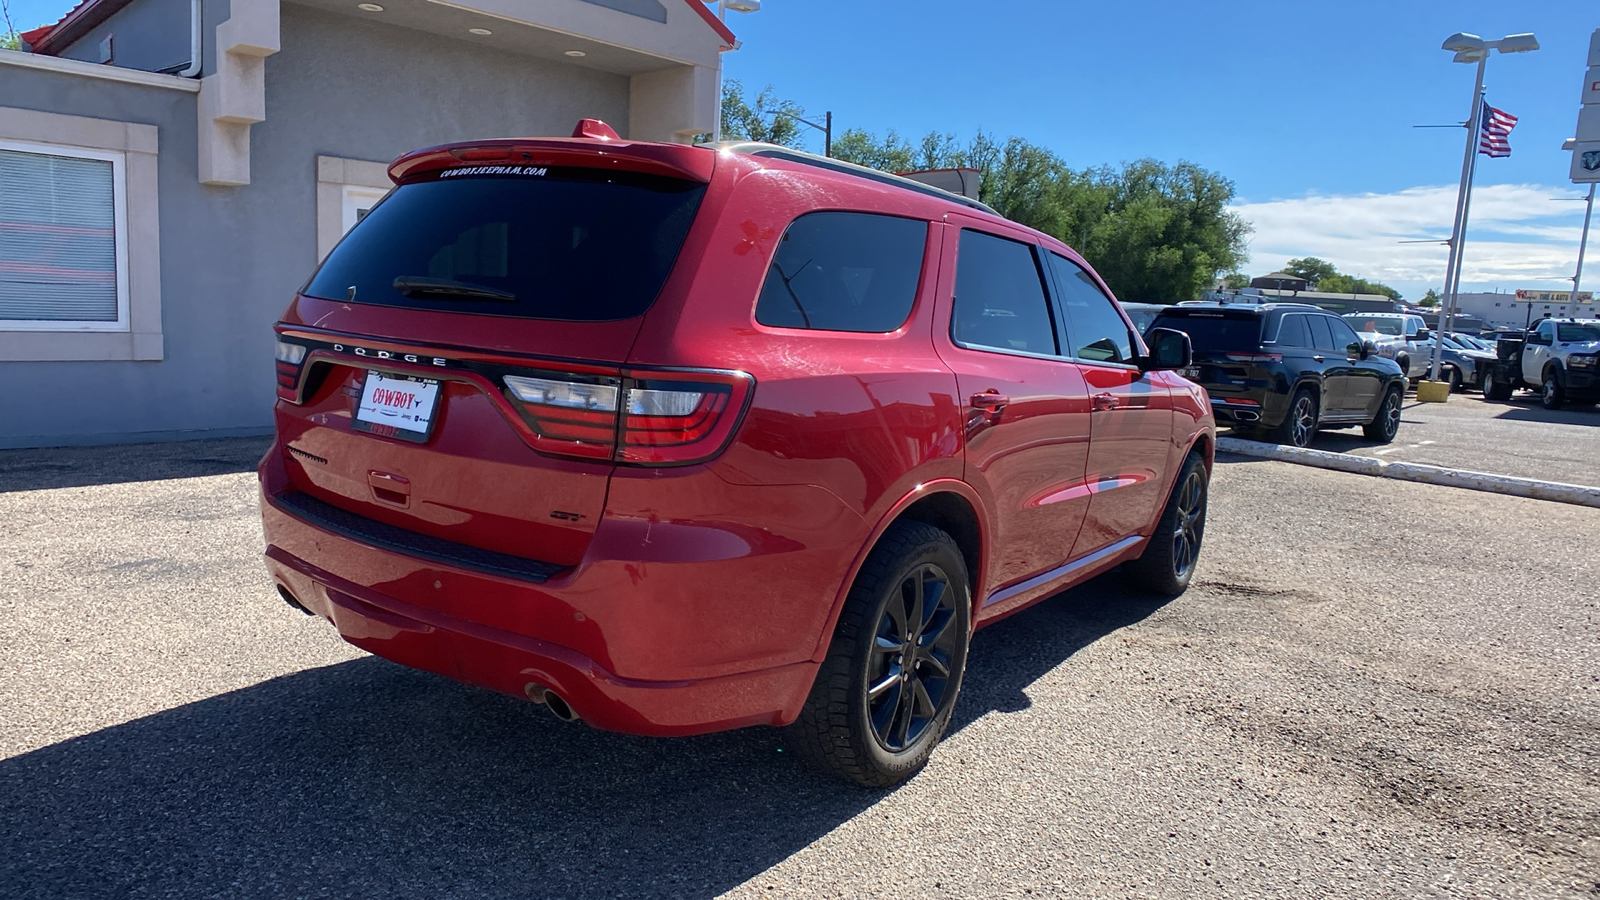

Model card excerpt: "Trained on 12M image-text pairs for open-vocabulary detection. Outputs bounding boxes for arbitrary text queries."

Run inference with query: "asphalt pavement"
[1,439,1596,898]
[1239,392,1600,487]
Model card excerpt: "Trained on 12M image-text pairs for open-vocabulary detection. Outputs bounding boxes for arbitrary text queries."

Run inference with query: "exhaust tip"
[524,683,580,723]
[276,584,314,616]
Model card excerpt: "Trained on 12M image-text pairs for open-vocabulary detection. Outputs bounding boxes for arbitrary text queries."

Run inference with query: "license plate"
[353,370,440,442]
[1179,366,1201,379]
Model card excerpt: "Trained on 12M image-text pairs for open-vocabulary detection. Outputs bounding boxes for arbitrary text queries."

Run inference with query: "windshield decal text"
[440,165,549,178]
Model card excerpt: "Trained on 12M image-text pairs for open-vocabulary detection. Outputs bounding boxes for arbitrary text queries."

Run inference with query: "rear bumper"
[1209,397,1263,425]
[265,542,816,736]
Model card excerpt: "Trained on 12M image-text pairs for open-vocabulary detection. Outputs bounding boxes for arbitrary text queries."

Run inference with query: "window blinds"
[0,148,119,323]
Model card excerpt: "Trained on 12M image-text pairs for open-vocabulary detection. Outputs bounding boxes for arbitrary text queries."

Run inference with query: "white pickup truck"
[1480,318,1600,409]
[1342,313,1434,381]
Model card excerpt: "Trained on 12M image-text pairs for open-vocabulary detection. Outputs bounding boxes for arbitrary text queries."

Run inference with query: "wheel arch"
[806,479,988,663]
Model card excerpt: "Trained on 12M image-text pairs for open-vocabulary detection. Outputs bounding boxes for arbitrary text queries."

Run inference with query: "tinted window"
[1307,315,1337,350]
[1327,316,1362,349]
[951,231,1057,355]
[754,212,927,332]
[1046,254,1134,364]
[1150,313,1262,353]
[304,169,705,321]
[1272,314,1310,348]
[1557,323,1600,342]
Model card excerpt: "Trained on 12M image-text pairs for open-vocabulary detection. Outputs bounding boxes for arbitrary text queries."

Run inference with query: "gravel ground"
[1248,391,1600,487]
[1,440,1596,899]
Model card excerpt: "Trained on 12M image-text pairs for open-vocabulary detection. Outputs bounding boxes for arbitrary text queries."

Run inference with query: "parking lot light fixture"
[1428,30,1540,389]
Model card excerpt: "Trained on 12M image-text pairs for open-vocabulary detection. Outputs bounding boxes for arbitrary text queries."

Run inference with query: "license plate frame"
[352,369,441,443]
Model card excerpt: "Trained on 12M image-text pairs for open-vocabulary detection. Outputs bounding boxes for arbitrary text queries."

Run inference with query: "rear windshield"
[304,169,706,321]
[1149,313,1262,352]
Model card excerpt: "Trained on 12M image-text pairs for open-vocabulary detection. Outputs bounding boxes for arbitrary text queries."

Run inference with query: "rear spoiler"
[389,120,716,184]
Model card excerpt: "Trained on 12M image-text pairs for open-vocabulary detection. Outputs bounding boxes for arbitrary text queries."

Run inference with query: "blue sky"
[712,0,1597,299]
[6,0,1595,298]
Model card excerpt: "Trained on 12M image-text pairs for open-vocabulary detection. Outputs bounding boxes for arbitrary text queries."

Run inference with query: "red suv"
[260,121,1215,786]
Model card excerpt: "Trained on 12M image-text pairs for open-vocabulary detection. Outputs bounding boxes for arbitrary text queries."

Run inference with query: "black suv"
[1150,303,1406,447]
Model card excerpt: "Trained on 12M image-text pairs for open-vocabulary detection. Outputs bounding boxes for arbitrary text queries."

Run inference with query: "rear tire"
[1123,452,1208,597]
[1270,387,1318,448]
[1363,386,1403,443]
[786,521,971,787]
[1483,368,1514,401]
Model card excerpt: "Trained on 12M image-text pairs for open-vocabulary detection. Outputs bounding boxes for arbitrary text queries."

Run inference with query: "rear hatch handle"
[367,471,411,507]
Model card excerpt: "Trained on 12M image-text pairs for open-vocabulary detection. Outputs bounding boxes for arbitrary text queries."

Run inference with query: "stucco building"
[1,0,734,447]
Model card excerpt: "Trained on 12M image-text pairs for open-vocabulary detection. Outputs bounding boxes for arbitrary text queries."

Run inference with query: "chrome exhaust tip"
[524,683,580,723]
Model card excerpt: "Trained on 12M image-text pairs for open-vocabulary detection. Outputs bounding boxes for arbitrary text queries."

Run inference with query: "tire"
[1270,387,1319,448]
[1363,385,1403,443]
[1483,367,1513,401]
[786,520,971,787]
[1541,370,1565,410]
[1443,366,1461,393]
[1123,452,1208,597]
[1395,355,1410,381]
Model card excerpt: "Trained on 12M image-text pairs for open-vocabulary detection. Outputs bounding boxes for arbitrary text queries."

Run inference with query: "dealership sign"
[1514,290,1594,303]
[1573,30,1600,183]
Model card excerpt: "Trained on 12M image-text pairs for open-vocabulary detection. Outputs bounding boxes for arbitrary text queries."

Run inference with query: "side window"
[1307,315,1337,351]
[1327,316,1363,350]
[1044,253,1135,364]
[754,212,927,333]
[1535,321,1555,343]
[951,230,1057,355]
[1273,314,1310,348]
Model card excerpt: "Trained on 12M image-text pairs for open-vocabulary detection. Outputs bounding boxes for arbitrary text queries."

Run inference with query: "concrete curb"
[1215,436,1600,510]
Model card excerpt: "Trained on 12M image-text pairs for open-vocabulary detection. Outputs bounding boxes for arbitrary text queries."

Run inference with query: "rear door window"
[1273,314,1310,348]
[950,230,1058,355]
[1307,315,1337,351]
[754,212,927,332]
[303,169,706,321]
[1044,254,1135,365]
[1150,313,1262,353]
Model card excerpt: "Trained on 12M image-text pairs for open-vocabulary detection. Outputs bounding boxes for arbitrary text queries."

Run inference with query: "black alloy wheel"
[1363,386,1402,442]
[787,520,971,787]
[1124,451,1209,596]
[1273,388,1318,448]
[866,563,962,752]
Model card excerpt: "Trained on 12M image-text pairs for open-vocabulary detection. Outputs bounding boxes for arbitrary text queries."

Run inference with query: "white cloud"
[1230,183,1592,298]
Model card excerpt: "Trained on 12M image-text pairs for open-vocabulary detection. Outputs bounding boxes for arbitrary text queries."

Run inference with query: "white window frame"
[341,185,389,233]
[0,136,131,333]
[317,156,393,262]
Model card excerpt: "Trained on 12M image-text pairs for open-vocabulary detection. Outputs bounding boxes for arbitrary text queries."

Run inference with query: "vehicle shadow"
[0,436,271,493]
[0,575,1168,899]
[1486,403,1600,426]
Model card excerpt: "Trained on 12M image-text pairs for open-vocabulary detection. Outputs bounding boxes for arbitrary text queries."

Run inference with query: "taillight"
[502,373,622,460]
[502,369,749,466]
[1223,352,1283,363]
[275,338,309,401]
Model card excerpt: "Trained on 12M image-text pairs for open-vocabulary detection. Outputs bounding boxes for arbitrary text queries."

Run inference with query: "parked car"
[1151,303,1406,448]
[259,121,1215,787]
[1120,301,1167,336]
[1435,334,1498,392]
[1342,313,1433,381]
[1480,318,1600,409]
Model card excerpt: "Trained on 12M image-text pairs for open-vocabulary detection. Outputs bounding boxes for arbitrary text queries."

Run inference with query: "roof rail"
[717,142,1001,216]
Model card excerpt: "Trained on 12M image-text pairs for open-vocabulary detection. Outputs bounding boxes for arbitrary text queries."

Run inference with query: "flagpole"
[1429,57,1488,383]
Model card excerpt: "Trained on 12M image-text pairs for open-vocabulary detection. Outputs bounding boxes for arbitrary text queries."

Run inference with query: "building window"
[0,139,129,332]
[317,156,393,262]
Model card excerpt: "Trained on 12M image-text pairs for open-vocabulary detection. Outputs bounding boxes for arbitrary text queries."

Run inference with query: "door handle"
[1092,392,1119,411]
[971,391,1010,410]
[1312,355,1325,362]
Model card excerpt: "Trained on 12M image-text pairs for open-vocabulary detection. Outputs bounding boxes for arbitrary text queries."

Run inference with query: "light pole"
[1426,31,1539,388]
[763,109,833,157]
[708,0,760,144]
[1573,183,1595,301]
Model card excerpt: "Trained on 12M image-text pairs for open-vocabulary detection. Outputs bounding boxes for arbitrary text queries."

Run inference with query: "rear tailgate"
[1150,309,1268,400]
[269,138,715,569]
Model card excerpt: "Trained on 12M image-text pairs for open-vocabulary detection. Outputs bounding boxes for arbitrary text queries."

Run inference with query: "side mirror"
[1140,327,1192,371]
[1413,328,1432,342]
[1351,340,1371,359]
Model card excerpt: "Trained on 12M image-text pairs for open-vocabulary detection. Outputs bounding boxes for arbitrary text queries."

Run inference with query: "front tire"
[1123,452,1208,597]
[1541,371,1565,410]
[1363,386,1403,442]
[1271,387,1319,448]
[787,521,971,787]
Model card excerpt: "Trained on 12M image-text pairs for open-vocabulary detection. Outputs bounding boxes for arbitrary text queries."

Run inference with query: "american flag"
[1478,104,1517,158]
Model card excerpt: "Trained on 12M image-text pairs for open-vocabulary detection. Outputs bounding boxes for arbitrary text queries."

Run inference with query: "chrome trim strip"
[981,534,1145,608]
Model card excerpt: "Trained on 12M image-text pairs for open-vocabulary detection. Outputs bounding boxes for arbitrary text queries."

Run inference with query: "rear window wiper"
[392,276,516,302]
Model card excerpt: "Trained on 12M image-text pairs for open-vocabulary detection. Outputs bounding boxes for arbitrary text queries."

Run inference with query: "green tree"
[1418,289,1441,307]
[1282,257,1338,288]
[1317,273,1401,301]
[1222,273,1251,290]
[1,0,20,50]
[832,129,1250,301]
[708,80,808,148]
